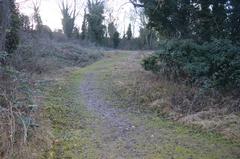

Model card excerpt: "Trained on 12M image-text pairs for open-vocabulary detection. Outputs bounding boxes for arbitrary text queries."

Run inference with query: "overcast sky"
[16,0,140,37]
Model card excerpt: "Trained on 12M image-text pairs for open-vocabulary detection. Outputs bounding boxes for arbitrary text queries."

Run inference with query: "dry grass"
[0,68,52,158]
[11,34,103,75]
[108,51,240,142]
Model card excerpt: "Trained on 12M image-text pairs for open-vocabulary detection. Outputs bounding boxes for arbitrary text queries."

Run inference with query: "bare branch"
[129,0,144,8]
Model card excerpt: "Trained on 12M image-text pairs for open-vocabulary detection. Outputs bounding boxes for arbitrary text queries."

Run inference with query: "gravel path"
[80,73,146,158]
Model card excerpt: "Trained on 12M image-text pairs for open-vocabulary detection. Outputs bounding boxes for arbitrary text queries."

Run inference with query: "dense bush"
[142,39,240,91]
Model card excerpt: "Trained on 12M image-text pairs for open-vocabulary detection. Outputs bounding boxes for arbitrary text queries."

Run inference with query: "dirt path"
[45,52,240,159]
[80,72,147,158]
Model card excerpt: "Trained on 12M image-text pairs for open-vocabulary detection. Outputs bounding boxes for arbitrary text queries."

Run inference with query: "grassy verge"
[41,53,129,158]
[42,66,96,158]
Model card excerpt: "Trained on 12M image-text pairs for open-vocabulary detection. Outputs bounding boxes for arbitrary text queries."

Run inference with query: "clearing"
[43,51,240,159]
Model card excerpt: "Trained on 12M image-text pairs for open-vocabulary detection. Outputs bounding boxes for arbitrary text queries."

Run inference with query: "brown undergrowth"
[0,67,52,158]
[107,52,240,142]
[0,34,103,158]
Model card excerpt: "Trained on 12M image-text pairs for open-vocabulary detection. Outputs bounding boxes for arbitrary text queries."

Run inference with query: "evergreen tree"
[126,24,132,40]
[5,0,20,53]
[132,0,240,43]
[87,0,105,44]
[108,22,116,39]
[113,31,120,48]
[0,0,9,51]
[211,0,228,39]
[229,0,240,42]
[81,9,87,40]
[60,0,77,38]
[20,14,30,31]
[176,0,192,38]
[196,0,212,41]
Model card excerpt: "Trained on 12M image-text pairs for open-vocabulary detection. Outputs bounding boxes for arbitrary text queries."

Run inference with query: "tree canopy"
[86,0,105,44]
[132,0,240,43]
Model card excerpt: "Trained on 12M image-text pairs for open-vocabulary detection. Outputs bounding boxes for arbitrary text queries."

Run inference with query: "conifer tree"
[126,24,132,40]
[5,0,20,53]
[86,0,105,44]
[81,9,87,40]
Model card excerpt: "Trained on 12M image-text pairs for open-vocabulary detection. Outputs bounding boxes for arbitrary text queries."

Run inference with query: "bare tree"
[32,0,42,31]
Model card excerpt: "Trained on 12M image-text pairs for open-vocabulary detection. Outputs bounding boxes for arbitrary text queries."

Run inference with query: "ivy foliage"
[142,39,240,91]
[87,0,105,44]
[138,0,240,91]
[5,0,20,54]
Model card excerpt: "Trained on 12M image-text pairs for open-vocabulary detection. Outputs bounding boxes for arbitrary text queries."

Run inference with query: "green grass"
[42,53,130,158]
[42,52,240,159]
[43,74,96,158]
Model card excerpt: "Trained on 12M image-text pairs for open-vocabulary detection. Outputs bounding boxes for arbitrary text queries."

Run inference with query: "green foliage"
[126,24,132,40]
[19,14,30,31]
[61,13,74,38]
[87,0,105,44]
[229,0,240,42]
[136,0,240,91]
[5,0,20,53]
[81,9,87,40]
[142,54,159,72]
[136,0,239,43]
[112,31,120,49]
[142,39,240,90]
[108,22,116,39]
[60,1,76,38]
[139,27,158,49]
[0,51,8,62]
[73,27,80,39]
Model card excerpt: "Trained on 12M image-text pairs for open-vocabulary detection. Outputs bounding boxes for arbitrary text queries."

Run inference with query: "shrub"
[0,67,37,158]
[142,39,240,91]
[113,31,120,49]
[0,51,8,63]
